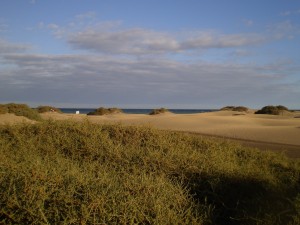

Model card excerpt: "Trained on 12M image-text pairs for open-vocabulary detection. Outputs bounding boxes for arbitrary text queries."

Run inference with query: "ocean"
[59,108,217,114]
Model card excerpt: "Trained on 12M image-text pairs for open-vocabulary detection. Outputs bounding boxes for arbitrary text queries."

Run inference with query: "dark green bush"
[220,106,249,112]
[87,107,123,115]
[220,106,235,111]
[149,108,169,115]
[36,105,62,113]
[276,105,289,111]
[2,103,41,121]
[255,105,289,115]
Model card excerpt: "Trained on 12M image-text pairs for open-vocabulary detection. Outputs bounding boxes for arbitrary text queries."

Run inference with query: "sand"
[38,110,300,145]
[0,113,35,125]
[1,110,300,155]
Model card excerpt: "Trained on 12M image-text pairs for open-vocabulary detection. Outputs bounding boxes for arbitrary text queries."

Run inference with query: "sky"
[0,0,300,109]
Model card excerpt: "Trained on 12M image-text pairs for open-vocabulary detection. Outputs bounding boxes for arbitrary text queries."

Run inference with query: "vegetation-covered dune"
[0,103,41,121]
[0,120,299,224]
[36,105,62,113]
[149,108,170,115]
[220,106,249,112]
[87,107,123,115]
[255,105,290,115]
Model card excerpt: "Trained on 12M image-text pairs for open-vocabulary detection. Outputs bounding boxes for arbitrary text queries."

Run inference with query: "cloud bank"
[0,38,29,53]
[68,28,267,55]
[1,14,300,108]
[1,51,299,108]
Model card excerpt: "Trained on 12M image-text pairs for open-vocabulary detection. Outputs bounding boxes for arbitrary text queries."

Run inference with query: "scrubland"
[1,120,300,224]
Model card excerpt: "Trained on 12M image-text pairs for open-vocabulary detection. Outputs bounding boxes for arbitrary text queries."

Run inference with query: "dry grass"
[0,120,300,224]
[0,103,41,121]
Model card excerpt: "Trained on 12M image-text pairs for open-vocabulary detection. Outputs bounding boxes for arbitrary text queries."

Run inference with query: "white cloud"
[1,15,299,107]
[67,27,267,55]
[41,16,299,57]
[0,38,30,54]
[280,11,292,16]
[68,28,181,54]
[0,21,8,33]
[280,9,300,16]
[48,23,59,30]
[243,19,254,26]
[75,11,97,20]
[268,20,300,40]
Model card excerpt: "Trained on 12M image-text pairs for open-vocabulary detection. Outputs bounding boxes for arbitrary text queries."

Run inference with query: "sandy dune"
[0,113,35,125]
[1,110,300,148]
[37,110,300,146]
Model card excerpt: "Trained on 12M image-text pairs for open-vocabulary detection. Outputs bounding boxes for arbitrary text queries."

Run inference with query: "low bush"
[0,103,41,121]
[149,108,170,115]
[255,105,289,115]
[0,120,299,224]
[220,106,249,112]
[87,107,123,115]
[0,104,9,114]
[36,105,62,113]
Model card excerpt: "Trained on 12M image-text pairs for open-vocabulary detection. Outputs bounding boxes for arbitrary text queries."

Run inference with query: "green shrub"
[220,106,249,112]
[87,107,123,115]
[255,105,289,115]
[2,103,41,121]
[149,108,170,115]
[0,121,299,224]
[36,105,62,113]
[0,104,9,114]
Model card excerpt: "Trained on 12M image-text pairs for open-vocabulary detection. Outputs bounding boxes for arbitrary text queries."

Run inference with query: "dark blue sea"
[59,108,216,114]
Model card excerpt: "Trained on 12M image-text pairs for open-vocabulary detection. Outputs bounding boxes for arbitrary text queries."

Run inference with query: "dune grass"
[149,108,170,115]
[255,105,289,115]
[220,106,249,112]
[0,103,41,121]
[0,120,300,224]
[36,105,62,113]
[87,107,123,116]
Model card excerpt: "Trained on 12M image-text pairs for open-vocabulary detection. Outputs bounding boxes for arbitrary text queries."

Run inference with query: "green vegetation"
[0,103,41,121]
[87,107,123,115]
[0,120,300,224]
[220,106,249,112]
[36,105,62,113]
[255,105,289,115]
[149,108,170,115]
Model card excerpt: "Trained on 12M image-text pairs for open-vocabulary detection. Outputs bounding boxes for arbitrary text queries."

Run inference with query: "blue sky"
[0,0,300,108]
